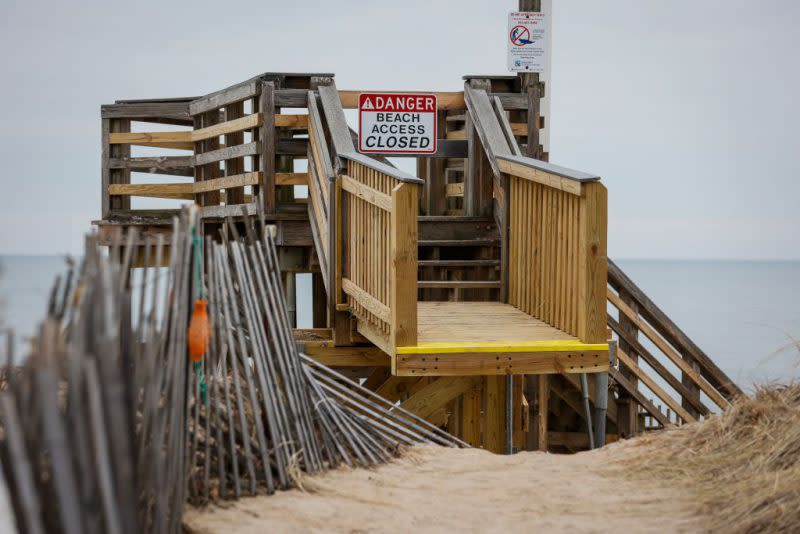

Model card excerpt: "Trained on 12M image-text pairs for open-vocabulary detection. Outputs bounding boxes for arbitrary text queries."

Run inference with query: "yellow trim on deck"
[396,340,609,355]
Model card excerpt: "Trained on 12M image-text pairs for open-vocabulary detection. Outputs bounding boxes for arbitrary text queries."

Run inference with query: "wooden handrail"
[339,152,423,184]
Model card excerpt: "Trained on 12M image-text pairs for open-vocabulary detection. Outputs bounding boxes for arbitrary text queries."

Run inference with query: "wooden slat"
[342,278,390,323]
[341,175,392,211]
[484,376,506,453]
[108,156,193,176]
[191,141,259,167]
[108,183,194,200]
[609,368,673,428]
[191,172,261,194]
[302,345,389,367]
[275,172,308,185]
[463,85,512,178]
[109,131,193,150]
[499,158,582,196]
[101,101,192,124]
[460,384,482,447]
[192,113,262,142]
[274,114,308,128]
[417,281,500,289]
[318,83,356,161]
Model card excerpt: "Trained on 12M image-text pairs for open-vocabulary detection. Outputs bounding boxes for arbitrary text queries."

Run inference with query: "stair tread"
[418,259,500,267]
[418,280,501,288]
[419,238,498,247]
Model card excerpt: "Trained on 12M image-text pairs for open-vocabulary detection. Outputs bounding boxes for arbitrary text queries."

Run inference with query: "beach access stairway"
[95,73,742,449]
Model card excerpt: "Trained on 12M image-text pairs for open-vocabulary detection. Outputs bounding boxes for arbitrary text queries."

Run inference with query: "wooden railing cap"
[497,154,601,183]
[340,152,424,184]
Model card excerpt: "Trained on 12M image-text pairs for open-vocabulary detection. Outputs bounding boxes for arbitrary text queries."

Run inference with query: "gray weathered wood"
[496,154,601,182]
[318,83,355,165]
[108,156,193,176]
[189,77,260,116]
[101,102,192,124]
[492,96,522,157]
[464,84,513,179]
[259,81,277,214]
[192,141,260,168]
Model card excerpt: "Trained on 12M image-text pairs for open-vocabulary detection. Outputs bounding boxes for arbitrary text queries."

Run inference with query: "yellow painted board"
[396,340,609,355]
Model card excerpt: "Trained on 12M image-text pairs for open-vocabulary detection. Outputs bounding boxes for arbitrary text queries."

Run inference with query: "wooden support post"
[461,384,482,447]
[283,271,297,328]
[617,288,640,437]
[537,375,549,451]
[259,81,277,214]
[389,183,418,351]
[224,101,245,205]
[519,0,545,161]
[512,376,525,451]
[423,110,448,216]
[484,375,507,454]
[576,182,608,344]
[102,118,131,217]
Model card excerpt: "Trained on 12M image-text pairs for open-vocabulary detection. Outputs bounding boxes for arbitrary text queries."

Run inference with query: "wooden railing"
[337,154,422,352]
[606,259,742,431]
[499,155,608,345]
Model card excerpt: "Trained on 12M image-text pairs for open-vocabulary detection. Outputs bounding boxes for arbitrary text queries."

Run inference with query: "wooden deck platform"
[392,302,610,376]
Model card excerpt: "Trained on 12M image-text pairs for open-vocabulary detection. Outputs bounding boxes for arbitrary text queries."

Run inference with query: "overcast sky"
[1,0,797,259]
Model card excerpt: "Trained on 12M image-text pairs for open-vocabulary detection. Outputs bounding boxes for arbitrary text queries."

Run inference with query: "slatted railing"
[499,155,608,345]
[606,259,742,431]
[337,154,422,352]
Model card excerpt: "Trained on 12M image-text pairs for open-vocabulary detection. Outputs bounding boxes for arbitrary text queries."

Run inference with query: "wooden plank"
[303,345,389,367]
[108,156,193,176]
[191,141,259,167]
[484,376,506,453]
[615,347,696,423]
[102,101,192,123]
[576,182,608,344]
[191,171,261,194]
[307,92,336,180]
[341,175,392,211]
[274,114,309,128]
[109,130,191,146]
[607,259,742,399]
[192,113,262,142]
[375,376,424,403]
[463,84,512,178]
[493,96,523,157]
[223,100,246,205]
[108,183,194,199]
[389,183,419,353]
[400,376,479,421]
[342,278,390,323]
[275,172,308,185]
[338,90,465,110]
[608,289,730,411]
[417,281,500,289]
[394,350,609,377]
[189,77,259,116]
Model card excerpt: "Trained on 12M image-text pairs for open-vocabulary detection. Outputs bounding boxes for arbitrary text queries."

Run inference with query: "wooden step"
[417,280,501,289]
[418,259,500,268]
[418,239,498,247]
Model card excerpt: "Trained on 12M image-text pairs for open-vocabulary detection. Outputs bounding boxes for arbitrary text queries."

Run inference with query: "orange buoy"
[188,299,210,362]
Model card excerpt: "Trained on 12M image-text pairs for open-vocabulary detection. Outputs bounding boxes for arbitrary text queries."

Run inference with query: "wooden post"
[312,272,327,328]
[484,376,506,454]
[519,0,545,161]
[464,78,494,217]
[389,183,418,350]
[617,288,640,437]
[461,384,482,447]
[576,182,608,344]
[259,80,277,214]
[423,110,447,216]
[102,118,131,217]
[537,375,549,451]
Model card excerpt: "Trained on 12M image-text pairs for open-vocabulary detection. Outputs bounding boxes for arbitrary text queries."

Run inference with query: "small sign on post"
[507,11,547,72]
[358,93,437,155]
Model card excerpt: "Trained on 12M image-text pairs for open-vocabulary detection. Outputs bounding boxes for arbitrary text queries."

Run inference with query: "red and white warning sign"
[358,93,437,154]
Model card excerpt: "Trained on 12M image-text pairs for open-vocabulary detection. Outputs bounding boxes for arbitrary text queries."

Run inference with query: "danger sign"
[358,93,437,154]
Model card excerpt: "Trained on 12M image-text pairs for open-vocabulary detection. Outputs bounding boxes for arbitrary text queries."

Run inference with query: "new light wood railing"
[336,153,422,353]
[498,155,608,345]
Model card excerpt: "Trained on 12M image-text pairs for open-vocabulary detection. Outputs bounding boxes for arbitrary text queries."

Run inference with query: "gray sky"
[1,0,798,259]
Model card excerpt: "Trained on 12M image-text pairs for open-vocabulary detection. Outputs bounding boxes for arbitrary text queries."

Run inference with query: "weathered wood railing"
[337,153,422,352]
[606,259,742,432]
[498,155,608,345]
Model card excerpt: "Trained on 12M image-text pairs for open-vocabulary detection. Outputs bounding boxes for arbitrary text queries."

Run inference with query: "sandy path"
[183,443,701,533]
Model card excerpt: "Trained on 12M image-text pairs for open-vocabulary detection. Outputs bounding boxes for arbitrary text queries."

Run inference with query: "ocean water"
[0,255,798,389]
